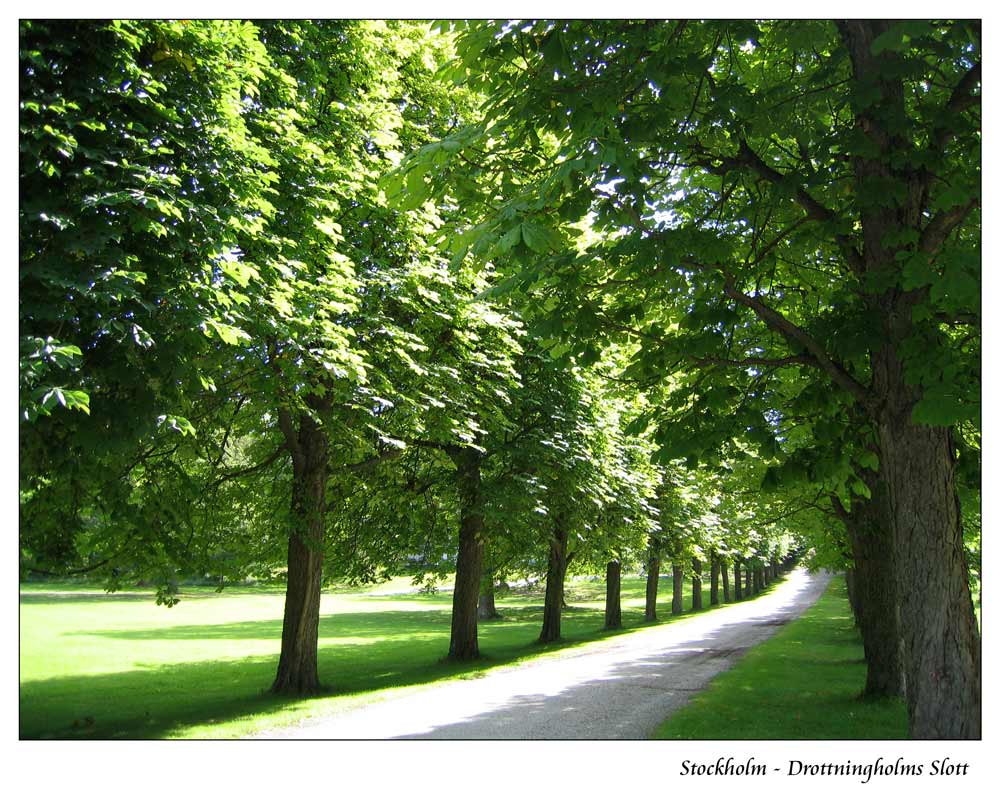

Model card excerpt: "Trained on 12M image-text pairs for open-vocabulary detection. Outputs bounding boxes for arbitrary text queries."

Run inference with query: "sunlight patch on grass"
[651,577,908,740]
[20,572,757,739]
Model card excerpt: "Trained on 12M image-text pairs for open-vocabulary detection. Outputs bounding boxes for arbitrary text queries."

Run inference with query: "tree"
[19,20,300,602]
[418,19,980,738]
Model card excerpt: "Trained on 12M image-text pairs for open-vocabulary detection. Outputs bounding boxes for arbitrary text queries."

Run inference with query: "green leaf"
[911,388,979,427]
[521,221,560,254]
[204,319,250,346]
[158,414,197,436]
[498,224,522,253]
[870,25,907,55]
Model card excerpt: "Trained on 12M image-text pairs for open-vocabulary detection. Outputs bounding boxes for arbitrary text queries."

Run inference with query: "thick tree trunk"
[644,549,660,621]
[721,560,730,602]
[671,563,684,614]
[604,559,622,629]
[839,18,981,739]
[710,553,720,606]
[754,563,763,593]
[762,563,770,588]
[837,481,905,700]
[539,517,569,643]
[272,415,328,695]
[691,557,703,610]
[734,560,743,600]
[744,559,753,596]
[875,352,981,736]
[447,448,485,660]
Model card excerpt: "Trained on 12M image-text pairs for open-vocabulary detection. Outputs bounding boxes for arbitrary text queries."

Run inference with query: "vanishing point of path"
[254,568,833,740]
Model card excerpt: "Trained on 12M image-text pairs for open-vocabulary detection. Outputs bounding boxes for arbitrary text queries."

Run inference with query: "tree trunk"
[709,553,720,606]
[839,18,981,740]
[875,356,981,736]
[845,568,861,625]
[721,560,730,602]
[754,563,763,593]
[478,576,500,620]
[447,448,485,660]
[671,563,684,614]
[734,560,743,600]
[539,516,569,643]
[836,480,905,700]
[604,559,622,629]
[745,559,753,595]
[762,562,770,588]
[691,557,703,610]
[644,549,660,621]
[271,415,328,695]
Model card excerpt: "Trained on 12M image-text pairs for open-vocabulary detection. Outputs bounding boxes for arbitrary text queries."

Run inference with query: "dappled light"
[19,18,980,743]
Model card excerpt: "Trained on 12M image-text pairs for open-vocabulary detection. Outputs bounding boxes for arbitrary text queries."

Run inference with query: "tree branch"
[397,436,464,457]
[209,445,287,489]
[931,60,981,154]
[694,138,864,275]
[333,447,404,475]
[829,492,850,524]
[722,279,876,413]
[692,353,816,369]
[919,198,979,257]
[276,407,304,472]
[734,139,865,275]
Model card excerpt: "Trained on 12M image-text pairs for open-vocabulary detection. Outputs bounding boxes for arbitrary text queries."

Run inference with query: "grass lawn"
[21,571,739,739]
[651,576,909,740]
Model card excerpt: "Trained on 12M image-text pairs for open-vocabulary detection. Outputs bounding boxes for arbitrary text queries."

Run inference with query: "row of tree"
[19,19,980,739]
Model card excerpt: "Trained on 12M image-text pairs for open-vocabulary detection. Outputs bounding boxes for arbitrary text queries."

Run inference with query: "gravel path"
[253,568,833,740]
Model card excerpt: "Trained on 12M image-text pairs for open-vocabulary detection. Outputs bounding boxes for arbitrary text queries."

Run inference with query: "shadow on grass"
[21,576,793,739]
[19,586,287,605]
[22,605,626,739]
[21,592,168,605]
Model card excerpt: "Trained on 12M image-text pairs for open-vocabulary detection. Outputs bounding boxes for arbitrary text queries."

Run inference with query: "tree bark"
[709,553,720,606]
[671,563,684,614]
[838,18,981,739]
[478,575,500,620]
[539,515,569,643]
[835,481,905,700]
[721,559,730,602]
[734,559,743,600]
[271,414,328,695]
[874,351,980,735]
[604,559,622,629]
[447,448,485,660]
[644,548,660,621]
[691,557,703,610]
[845,568,860,625]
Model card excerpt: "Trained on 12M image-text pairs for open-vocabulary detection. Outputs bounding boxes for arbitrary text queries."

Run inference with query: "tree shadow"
[21,573,807,739]
[22,603,633,739]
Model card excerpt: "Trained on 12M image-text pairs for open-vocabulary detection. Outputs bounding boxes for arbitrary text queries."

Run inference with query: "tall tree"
[416,19,980,738]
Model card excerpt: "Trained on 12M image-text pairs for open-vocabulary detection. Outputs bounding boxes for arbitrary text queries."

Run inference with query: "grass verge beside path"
[651,576,908,740]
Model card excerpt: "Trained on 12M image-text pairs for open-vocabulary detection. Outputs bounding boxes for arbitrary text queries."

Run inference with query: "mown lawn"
[651,577,909,740]
[22,572,732,739]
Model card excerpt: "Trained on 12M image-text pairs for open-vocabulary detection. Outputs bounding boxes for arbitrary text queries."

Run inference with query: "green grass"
[21,572,733,739]
[651,577,909,740]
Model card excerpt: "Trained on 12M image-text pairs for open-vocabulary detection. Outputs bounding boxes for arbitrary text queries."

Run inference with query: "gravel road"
[253,567,833,740]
